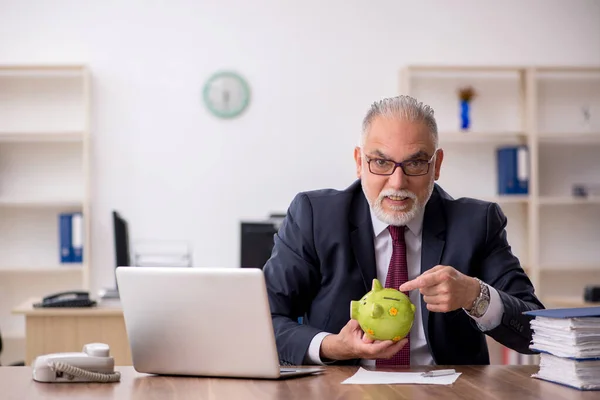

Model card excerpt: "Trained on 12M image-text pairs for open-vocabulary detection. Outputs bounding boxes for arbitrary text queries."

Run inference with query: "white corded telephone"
[32,343,121,383]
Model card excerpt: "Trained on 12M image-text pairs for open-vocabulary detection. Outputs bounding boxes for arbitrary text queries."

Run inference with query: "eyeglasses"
[365,151,437,176]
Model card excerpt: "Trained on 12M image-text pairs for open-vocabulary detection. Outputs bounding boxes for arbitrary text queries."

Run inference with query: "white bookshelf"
[401,65,600,364]
[0,65,91,364]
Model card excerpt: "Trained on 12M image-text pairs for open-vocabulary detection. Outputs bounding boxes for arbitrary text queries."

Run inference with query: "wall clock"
[202,71,251,119]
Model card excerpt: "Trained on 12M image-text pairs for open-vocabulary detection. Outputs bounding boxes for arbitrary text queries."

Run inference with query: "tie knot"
[388,225,405,244]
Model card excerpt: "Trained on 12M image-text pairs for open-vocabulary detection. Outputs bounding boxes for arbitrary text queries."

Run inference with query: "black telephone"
[34,291,97,308]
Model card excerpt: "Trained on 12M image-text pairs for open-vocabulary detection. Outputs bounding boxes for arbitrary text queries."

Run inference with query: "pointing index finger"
[398,278,420,292]
[399,273,441,292]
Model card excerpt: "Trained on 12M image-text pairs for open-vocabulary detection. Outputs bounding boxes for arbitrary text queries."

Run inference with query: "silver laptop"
[116,266,325,379]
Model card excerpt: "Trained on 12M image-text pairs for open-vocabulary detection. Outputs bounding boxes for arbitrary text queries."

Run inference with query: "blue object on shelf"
[59,213,73,263]
[497,146,529,195]
[460,100,471,130]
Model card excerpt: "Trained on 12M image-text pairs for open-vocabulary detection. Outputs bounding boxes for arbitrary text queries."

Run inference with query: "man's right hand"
[319,319,408,361]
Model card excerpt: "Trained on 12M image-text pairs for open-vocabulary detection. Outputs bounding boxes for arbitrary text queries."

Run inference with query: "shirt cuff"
[304,331,334,365]
[467,284,504,331]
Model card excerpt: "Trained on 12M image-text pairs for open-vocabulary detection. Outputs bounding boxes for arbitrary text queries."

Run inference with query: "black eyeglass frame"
[365,150,438,176]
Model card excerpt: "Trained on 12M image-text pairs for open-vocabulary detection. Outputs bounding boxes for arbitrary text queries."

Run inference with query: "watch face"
[202,71,250,119]
[476,300,489,316]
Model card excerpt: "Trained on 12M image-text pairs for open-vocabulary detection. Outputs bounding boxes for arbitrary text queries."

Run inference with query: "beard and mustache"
[363,178,435,226]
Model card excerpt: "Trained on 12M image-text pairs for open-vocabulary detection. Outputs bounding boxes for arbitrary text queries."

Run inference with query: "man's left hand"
[399,265,480,313]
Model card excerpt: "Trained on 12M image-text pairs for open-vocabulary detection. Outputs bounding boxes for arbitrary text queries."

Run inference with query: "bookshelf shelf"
[539,196,600,205]
[540,263,599,272]
[538,132,600,144]
[405,66,524,81]
[439,132,527,144]
[535,66,600,73]
[405,65,526,72]
[0,64,91,351]
[0,131,84,143]
[0,265,84,274]
[0,64,86,76]
[0,198,84,208]
[484,195,530,204]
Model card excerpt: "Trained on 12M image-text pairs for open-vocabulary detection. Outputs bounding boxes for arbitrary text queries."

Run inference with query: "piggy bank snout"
[350,300,360,320]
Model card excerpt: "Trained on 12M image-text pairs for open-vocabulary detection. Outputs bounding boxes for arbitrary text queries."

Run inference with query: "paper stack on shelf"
[524,307,600,391]
[132,240,193,268]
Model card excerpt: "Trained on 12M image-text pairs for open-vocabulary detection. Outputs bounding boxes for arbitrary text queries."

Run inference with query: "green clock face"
[202,71,251,119]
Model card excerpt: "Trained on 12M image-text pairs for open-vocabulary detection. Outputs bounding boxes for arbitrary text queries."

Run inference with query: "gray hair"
[360,95,438,148]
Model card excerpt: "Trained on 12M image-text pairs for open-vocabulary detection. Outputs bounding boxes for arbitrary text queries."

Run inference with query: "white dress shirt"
[305,207,505,365]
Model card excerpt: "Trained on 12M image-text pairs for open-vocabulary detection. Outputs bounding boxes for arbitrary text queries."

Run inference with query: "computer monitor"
[113,210,131,269]
[240,222,277,269]
[99,211,132,299]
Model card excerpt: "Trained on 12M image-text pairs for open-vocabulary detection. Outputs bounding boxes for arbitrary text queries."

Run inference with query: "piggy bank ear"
[372,279,383,292]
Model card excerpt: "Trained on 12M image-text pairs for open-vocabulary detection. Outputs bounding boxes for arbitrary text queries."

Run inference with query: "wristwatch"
[465,278,490,318]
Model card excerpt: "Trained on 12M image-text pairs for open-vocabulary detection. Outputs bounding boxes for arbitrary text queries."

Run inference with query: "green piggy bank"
[350,278,416,342]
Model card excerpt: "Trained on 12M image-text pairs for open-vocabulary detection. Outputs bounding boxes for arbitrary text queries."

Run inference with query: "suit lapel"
[349,183,376,293]
[420,186,446,355]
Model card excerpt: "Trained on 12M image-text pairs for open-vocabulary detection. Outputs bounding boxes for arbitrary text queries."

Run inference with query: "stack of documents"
[525,307,600,391]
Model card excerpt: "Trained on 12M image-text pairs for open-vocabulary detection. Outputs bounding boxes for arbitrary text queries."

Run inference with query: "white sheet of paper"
[341,367,462,385]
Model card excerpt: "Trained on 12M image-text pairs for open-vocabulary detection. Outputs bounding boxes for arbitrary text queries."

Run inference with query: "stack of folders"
[524,307,600,391]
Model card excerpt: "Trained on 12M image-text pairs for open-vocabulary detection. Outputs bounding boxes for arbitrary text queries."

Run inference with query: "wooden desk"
[12,299,131,366]
[2,365,597,400]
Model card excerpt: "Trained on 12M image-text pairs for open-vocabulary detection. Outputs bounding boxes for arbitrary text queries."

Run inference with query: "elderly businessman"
[263,95,544,366]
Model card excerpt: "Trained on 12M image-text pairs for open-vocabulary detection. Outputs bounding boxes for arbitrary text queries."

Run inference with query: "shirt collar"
[369,205,425,238]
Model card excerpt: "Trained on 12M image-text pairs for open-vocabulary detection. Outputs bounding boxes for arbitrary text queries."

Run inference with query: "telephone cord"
[50,361,121,382]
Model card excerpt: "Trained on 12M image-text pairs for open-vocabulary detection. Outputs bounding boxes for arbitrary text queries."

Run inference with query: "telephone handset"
[32,343,121,383]
[34,291,97,308]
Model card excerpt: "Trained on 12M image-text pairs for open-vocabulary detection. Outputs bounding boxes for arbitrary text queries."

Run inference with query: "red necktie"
[376,225,410,367]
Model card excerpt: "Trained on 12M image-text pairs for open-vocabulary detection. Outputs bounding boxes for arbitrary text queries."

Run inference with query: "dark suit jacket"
[263,180,544,366]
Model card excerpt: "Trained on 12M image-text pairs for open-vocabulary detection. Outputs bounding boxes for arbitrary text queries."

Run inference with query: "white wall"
[0,0,599,294]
